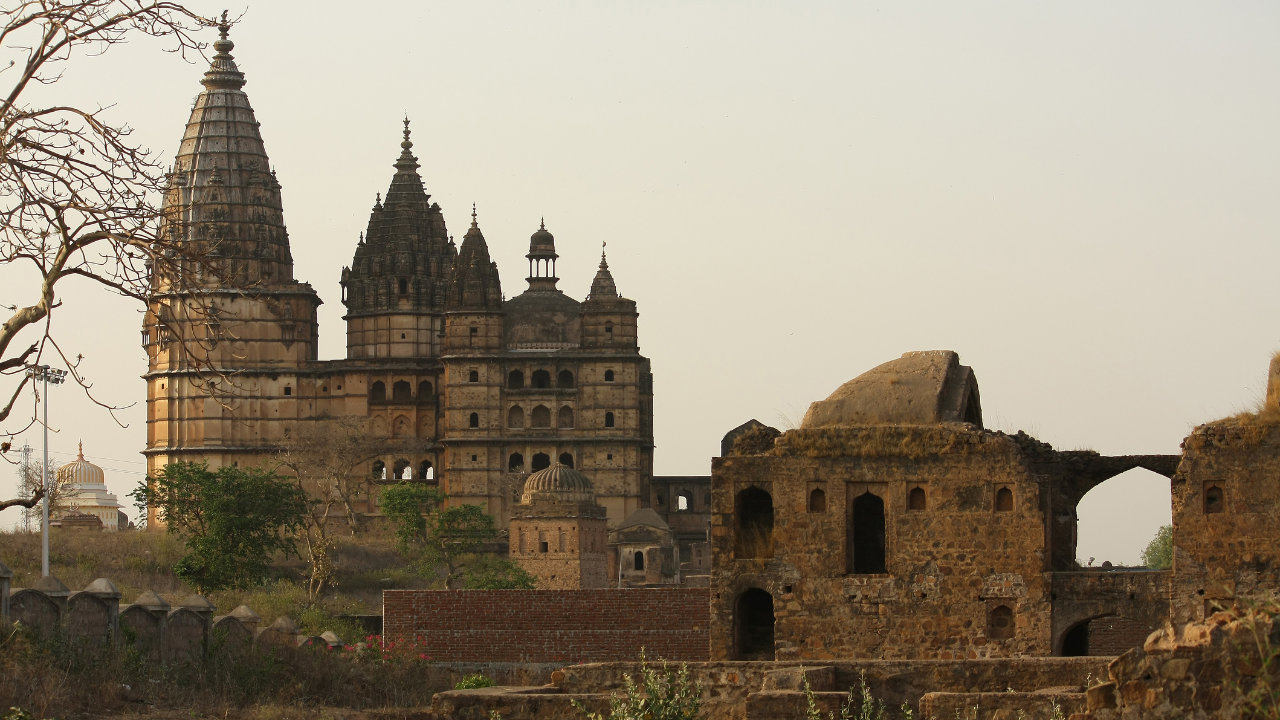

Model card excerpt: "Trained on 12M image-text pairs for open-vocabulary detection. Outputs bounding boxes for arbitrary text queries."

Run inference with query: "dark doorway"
[418,380,433,398]
[850,492,886,574]
[735,487,774,559]
[419,460,434,481]
[734,589,775,660]
[532,369,551,388]
[559,452,574,469]
[996,487,1014,511]
[392,381,412,402]
[509,453,524,472]
[370,381,386,402]
[558,370,575,388]
[532,453,551,472]
[508,370,524,389]
[1062,621,1089,656]
[634,551,645,571]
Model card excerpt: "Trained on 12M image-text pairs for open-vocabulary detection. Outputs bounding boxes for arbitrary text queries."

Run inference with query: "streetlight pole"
[26,364,66,577]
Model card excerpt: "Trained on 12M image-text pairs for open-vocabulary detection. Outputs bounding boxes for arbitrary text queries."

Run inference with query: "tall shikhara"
[142,20,321,517]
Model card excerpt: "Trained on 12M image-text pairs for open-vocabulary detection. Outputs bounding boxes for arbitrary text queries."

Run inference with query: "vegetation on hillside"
[380,482,535,589]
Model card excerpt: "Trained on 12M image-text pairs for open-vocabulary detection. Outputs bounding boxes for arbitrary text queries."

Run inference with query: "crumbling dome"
[801,350,982,429]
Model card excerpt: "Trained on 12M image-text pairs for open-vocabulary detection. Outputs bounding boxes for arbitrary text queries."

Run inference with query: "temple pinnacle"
[472,203,478,228]
[77,439,84,462]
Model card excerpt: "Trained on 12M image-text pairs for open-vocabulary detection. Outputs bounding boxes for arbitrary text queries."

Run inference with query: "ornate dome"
[57,442,105,488]
[521,463,595,504]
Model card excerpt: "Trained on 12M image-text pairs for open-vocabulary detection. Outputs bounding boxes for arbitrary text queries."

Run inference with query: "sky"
[1,2,1278,565]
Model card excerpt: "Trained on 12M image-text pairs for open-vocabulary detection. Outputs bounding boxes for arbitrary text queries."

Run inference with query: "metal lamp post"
[25,364,66,577]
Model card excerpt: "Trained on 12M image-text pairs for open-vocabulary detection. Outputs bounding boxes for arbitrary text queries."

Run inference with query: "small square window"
[401,333,406,339]
[471,454,478,462]
[284,386,292,396]
[337,384,342,390]
[607,453,613,460]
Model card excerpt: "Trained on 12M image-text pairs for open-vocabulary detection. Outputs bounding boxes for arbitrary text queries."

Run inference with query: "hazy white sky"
[2,2,1278,564]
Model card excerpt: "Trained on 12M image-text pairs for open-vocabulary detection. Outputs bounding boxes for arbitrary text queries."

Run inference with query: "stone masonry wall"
[383,589,709,663]
[710,426,1054,660]
[1170,422,1280,626]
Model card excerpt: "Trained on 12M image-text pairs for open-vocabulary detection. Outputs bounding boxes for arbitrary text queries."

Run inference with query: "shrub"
[455,674,496,690]
[1140,524,1173,570]
[573,650,702,720]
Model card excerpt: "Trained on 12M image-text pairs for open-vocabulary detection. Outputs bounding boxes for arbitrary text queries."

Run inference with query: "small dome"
[57,442,105,488]
[521,463,595,504]
[529,219,556,256]
[801,350,982,429]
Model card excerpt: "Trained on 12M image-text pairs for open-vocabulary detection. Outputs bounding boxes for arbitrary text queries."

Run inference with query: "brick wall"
[1087,615,1154,656]
[383,589,710,663]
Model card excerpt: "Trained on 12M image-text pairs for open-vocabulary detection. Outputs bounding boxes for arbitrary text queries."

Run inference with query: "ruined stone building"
[142,25,653,528]
[709,349,1277,662]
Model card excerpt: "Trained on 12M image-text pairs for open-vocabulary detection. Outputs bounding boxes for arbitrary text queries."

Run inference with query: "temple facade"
[143,24,653,528]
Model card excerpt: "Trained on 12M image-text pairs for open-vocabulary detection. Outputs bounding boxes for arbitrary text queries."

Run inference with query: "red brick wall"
[1087,615,1154,656]
[383,589,710,663]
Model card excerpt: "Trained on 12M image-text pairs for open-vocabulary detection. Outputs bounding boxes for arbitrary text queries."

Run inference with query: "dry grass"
[734,526,775,559]
[771,424,1011,460]
[0,527,432,639]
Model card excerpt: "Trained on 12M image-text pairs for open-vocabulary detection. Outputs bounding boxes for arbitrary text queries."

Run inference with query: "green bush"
[455,673,496,690]
[573,650,702,720]
[1140,524,1173,570]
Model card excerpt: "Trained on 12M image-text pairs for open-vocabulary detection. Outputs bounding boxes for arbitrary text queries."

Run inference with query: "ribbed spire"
[588,242,617,299]
[446,207,503,311]
[340,121,454,323]
[77,440,84,462]
[201,13,245,90]
[160,16,299,286]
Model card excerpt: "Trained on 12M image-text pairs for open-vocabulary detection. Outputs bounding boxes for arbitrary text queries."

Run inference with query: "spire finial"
[77,439,84,462]
[402,116,411,145]
[540,217,545,230]
[471,203,478,228]
[218,10,230,39]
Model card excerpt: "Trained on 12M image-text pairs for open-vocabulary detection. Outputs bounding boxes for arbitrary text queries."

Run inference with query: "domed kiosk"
[508,463,608,589]
[53,442,122,531]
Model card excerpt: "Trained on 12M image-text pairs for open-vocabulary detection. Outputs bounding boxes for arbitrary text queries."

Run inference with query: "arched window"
[734,589,775,660]
[532,453,551,472]
[1061,621,1089,656]
[1205,485,1224,514]
[532,369,551,388]
[908,486,927,511]
[509,453,525,472]
[558,406,575,428]
[394,459,411,480]
[604,369,615,382]
[559,452,574,469]
[508,370,524,389]
[850,492,887,574]
[996,487,1014,512]
[469,412,480,429]
[468,370,479,383]
[988,605,1015,640]
[418,380,433,398]
[393,415,411,437]
[735,487,774,559]
[809,488,826,513]
[558,370,575,388]
[370,381,386,402]
[508,406,525,429]
[634,550,645,571]
[398,278,408,294]
[656,494,665,507]
[371,460,386,479]
[392,380,412,402]
[605,412,615,428]
[419,460,434,481]
[531,405,551,428]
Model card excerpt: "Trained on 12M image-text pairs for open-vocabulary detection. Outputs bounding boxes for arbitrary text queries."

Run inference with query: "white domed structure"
[53,442,122,531]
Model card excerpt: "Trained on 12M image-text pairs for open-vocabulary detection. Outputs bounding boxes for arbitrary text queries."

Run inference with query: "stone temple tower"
[142,21,321,509]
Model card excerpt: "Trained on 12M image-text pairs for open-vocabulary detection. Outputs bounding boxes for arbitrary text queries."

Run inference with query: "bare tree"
[276,416,397,535]
[0,1,226,506]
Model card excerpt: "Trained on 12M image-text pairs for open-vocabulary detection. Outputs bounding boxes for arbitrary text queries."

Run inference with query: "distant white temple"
[53,442,122,531]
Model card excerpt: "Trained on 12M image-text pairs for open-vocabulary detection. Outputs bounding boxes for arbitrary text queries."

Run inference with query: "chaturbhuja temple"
[142,22,658,532]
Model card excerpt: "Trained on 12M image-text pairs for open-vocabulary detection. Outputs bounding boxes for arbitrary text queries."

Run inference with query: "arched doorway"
[532,453,551,472]
[734,588,775,660]
[1075,468,1172,567]
[849,491,886,574]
